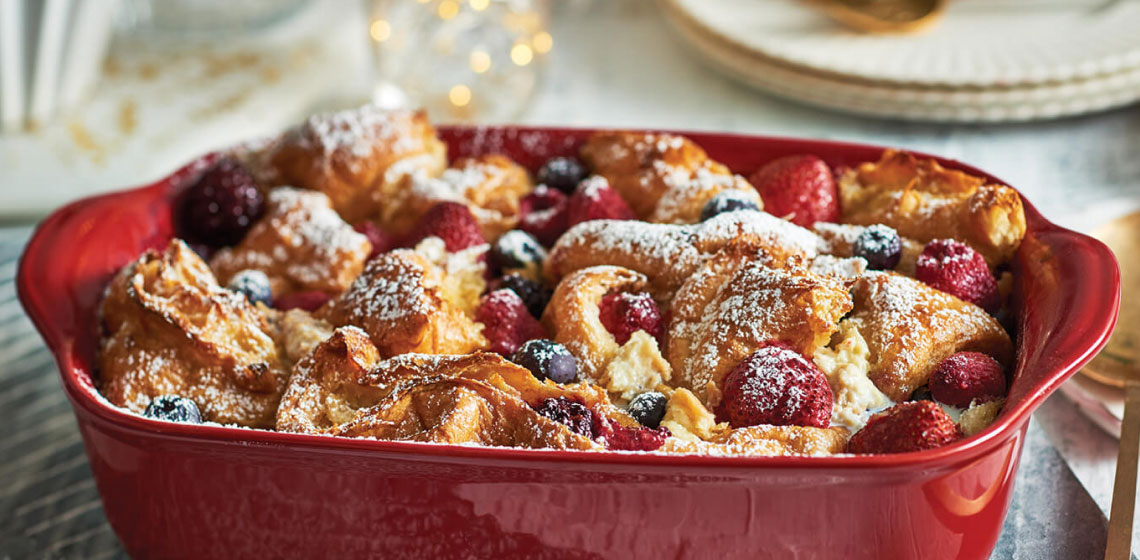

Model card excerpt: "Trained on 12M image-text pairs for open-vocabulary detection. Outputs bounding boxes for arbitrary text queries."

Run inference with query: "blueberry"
[627,391,668,428]
[853,225,903,270]
[536,157,589,193]
[700,191,760,221]
[534,397,594,438]
[491,274,551,318]
[227,269,273,306]
[177,158,264,247]
[910,386,934,402]
[513,339,578,384]
[490,230,547,280]
[143,395,203,423]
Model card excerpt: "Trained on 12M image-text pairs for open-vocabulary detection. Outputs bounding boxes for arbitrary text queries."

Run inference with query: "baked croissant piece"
[581,131,761,224]
[277,327,615,449]
[667,242,853,406]
[838,149,1026,266]
[541,265,657,383]
[846,271,1013,401]
[659,424,849,456]
[259,106,447,223]
[319,249,486,357]
[382,154,533,241]
[209,188,372,297]
[98,239,289,428]
[546,210,827,299]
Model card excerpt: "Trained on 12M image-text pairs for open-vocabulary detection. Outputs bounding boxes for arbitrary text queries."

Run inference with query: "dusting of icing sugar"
[261,188,371,286]
[698,211,826,256]
[730,348,817,423]
[558,219,703,272]
[292,105,419,161]
[338,253,433,322]
[809,255,867,280]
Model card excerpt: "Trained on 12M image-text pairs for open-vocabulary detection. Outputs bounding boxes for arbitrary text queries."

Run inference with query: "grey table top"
[0,219,1117,560]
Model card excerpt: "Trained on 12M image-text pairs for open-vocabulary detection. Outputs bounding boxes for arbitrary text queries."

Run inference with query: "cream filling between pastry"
[603,330,671,403]
[413,237,488,318]
[813,321,892,430]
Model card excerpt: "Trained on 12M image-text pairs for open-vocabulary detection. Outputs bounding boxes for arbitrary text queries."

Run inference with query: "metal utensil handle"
[1106,382,1140,559]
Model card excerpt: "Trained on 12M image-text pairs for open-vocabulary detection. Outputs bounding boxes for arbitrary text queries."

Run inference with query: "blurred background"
[2,0,1140,557]
[1,0,1139,227]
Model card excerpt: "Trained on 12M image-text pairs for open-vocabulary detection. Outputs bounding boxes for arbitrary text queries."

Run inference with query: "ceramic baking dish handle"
[1003,223,1120,417]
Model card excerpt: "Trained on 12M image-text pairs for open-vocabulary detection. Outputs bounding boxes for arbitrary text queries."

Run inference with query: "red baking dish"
[18,126,1119,559]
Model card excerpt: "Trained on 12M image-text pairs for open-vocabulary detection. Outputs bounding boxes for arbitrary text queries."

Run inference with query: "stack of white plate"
[661,0,1140,122]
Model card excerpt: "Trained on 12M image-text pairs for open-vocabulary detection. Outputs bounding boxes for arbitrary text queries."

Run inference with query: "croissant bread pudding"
[96,105,1026,456]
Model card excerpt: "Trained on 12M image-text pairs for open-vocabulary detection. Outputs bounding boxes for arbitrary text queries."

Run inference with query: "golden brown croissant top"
[262,106,447,223]
[319,249,486,357]
[838,149,1026,266]
[546,210,827,299]
[581,131,760,224]
[98,239,289,428]
[383,154,533,241]
[210,188,372,297]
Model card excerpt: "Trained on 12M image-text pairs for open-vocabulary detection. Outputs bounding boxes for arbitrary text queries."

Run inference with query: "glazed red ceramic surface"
[18,127,1119,559]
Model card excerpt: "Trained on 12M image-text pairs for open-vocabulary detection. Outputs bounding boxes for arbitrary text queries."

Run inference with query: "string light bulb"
[469,50,492,74]
[449,84,472,107]
[438,0,459,20]
[470,0,489,10]
[532,31,552,54]
[510,43,533,66]
[370,19,391,42]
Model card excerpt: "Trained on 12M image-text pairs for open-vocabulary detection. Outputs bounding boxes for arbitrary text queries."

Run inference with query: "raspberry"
[177,157,264,247]
[748,155,839,227]
[517,186,570,246]
[534,397,594,438]
[929,351,1007,408]
[598,292,663,345]
[566,176,636,228]
[915,239,999,311]
[476,289,546,355]
[404,202,486,252]
[593,415,670,451]
[852,224,902,270]
[847,401,960,454]
[721,343,832,428]
[489,274,551,318]
[274,290,332,312]
[536,157,589,193]
[353,221,397,259]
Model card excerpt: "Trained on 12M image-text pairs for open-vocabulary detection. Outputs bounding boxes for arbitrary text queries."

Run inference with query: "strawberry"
[517,186,570,247]
[353,221,397,259]
[476,289,546,355]
[566,176,636,228]
[915,239,999,311]
[749,154,839,227]
[847,401,960,454]
[598,291,663,345]
[721,343,833,429]
[403,202,485,252]
[929,352,1006,408]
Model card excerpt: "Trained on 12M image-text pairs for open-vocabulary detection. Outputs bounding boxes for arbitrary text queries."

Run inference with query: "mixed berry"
[627,391,668,429]
[847,401,959,455]
[513,339,579,384]
[598,291,663,345]
[915,238,999,311]
[749,154,839,227]
[477,289,547,356]
[929,351,1007,408]
[517,186,570,246]
[489,274,551,319]
[536,156,589,193]
[177,158,265,247]
[853,225,902,270]
[721,343,833,429]
[143,395,203,423]
[534,397,594,438]
[227,269,273,306]
[700,190,760,221]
